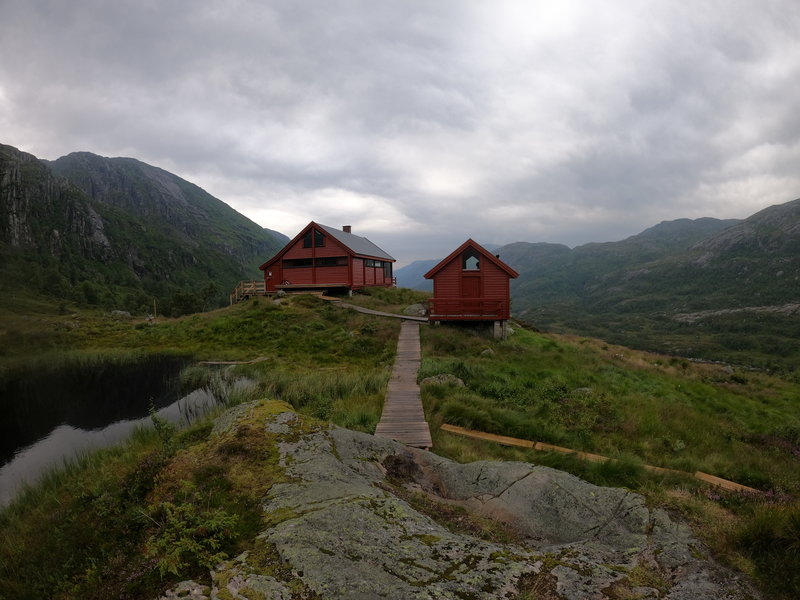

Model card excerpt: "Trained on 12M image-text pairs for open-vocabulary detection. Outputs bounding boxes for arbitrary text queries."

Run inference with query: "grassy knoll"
[340,285,430,314]
[1,294,394,359]
[419,322,800,599]
[1,294,402,435]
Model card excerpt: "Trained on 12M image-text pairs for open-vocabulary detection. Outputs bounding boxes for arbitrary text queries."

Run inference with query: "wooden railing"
[427,298,507,320]
[230,280,266,305]
[440,424,760,493]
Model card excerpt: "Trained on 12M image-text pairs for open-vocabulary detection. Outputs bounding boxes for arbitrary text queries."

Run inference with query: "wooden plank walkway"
[336,302,428,322]
[375,321,433,448]
[440,424,760,493]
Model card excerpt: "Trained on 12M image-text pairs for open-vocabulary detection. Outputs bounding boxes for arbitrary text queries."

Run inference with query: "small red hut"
[424,239,519,337]
[259,222,395,294]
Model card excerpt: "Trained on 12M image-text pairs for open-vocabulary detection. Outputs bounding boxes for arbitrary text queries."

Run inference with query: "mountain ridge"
[1,143,285,315]
[501,199,800,366]
[395,202,799,367]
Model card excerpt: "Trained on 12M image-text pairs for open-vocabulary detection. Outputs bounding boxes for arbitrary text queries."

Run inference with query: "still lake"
[0,355,219,507]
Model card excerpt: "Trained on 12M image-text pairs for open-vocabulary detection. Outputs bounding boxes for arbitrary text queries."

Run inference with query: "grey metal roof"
[317,223,395,261]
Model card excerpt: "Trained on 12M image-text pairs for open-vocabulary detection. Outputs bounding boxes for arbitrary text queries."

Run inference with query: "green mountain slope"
[504,202,800,368]
[507,216,740,308]
[1,144,285,315]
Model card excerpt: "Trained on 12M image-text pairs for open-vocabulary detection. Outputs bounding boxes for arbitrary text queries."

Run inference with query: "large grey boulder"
[403,303,427,317]
[160,406,759,600]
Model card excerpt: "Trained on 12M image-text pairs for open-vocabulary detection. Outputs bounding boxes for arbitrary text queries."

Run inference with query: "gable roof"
[259,221,395,270]
[424,239,519,279]
[316,224,395,261]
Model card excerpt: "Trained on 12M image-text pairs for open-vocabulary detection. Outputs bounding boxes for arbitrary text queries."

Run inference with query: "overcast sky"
[2,1,799,265]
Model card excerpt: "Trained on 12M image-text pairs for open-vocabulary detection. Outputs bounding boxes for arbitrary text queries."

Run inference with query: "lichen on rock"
[159,403,760,600]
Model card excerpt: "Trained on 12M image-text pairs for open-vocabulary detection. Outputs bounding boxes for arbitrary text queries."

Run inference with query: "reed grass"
[238,363,389,430]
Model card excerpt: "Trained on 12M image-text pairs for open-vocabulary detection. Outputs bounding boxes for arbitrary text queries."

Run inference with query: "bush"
[146,485,239,577]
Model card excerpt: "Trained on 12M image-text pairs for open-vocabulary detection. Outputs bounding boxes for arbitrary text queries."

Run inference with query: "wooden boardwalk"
[336,302,428,322]
[375,321,432,448]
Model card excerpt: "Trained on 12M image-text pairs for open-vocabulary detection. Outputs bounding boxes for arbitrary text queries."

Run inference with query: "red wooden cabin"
[259,222,395,293]
[424,239,519,335]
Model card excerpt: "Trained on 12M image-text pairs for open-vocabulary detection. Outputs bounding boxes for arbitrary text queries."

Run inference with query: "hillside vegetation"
[415,319,799,599]
[496,200,800,370]
[1,289,798,598]
[0,143,285,317]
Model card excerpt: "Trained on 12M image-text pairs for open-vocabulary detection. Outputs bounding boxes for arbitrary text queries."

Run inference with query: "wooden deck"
[375,321,432,449]
[427,298,507,320]
[229,280,266,305]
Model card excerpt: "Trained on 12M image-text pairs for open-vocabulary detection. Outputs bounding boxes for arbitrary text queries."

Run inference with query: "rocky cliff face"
[0,144,115,261]
[159,403,759,600]
[0,145,37,248]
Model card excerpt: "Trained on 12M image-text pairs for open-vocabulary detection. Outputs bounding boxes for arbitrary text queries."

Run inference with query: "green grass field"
[1,288,798,598]
[418,322,799,598]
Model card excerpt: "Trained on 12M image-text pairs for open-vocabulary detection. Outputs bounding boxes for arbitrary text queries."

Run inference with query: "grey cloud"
[2,1,799,263]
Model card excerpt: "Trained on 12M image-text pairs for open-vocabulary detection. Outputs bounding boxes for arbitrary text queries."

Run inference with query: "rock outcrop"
[161,404,758,600]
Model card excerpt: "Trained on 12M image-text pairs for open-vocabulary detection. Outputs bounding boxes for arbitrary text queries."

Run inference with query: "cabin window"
[462,250,480,270]
[314,256,347,267]
[283,258,313,268]
[383,262,392,279]
[303,229,325,248]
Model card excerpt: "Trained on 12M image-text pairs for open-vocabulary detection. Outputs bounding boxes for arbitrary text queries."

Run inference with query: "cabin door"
[461,274,481,315]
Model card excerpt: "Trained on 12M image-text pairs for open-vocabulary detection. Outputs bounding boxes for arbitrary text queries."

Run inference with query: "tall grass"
[419,322,800,599]
[0,348,157,380]
[733,500,800,598]
[0,423,170,599]
[420,325,800,495]
[237,363,389,431]
[178,364,261,407]
[0,399,287,599]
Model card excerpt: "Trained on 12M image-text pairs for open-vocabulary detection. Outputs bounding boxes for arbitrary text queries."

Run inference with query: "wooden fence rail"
[229,280,266,305]
[440,423,759,494]
[427,298,507,320]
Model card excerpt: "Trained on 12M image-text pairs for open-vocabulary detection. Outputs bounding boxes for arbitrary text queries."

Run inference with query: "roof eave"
[424,238,519,279]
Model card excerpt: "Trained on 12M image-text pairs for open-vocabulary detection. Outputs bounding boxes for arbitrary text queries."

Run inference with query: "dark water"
[0,356,218,507]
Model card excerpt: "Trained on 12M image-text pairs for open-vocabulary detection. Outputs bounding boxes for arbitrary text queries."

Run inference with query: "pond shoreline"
[0,353,199,507]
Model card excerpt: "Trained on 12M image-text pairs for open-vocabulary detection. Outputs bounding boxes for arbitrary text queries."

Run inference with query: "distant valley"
[397,200,800,369]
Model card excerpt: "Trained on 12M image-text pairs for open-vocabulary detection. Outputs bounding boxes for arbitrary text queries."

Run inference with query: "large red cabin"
[424,239,519,336]
[259,222,395,293]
